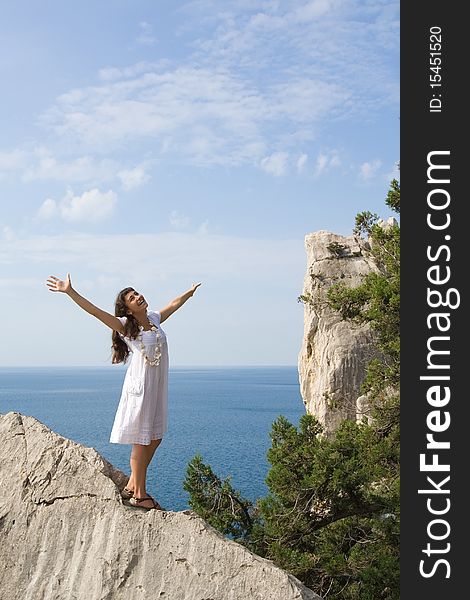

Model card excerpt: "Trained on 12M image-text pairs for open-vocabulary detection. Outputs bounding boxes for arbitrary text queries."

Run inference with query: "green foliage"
[256,415,399,597]
[329,181,400,401]
[386,178,400,214]
[297,293,312,304]
[327,241,347,257]
[185,415,399,598]
[183,454,255,541]
[184,180,400,599]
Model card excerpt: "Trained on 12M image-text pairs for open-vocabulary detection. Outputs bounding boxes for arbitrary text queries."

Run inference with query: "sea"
[0,366,305,511]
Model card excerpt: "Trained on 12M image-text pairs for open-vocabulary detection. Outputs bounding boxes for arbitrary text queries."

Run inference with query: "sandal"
[120,487,134,499]
[129,496,164,511]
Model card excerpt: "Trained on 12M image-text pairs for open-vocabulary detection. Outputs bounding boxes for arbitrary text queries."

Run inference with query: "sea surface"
[0,366,305,511]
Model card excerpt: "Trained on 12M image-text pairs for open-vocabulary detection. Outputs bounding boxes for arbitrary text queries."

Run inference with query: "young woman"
[46,273,201,511]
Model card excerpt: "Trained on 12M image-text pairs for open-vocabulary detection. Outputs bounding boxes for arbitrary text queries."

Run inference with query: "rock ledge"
[0,412,319,600]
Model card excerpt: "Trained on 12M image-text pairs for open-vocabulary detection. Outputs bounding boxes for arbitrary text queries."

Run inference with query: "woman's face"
[124,289,148,314]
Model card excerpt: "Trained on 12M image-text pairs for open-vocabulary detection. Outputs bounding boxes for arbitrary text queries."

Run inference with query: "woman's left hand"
[190,282,202,295]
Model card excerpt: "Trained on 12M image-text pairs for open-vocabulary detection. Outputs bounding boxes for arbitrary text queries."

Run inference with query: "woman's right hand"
[46,273,72,294]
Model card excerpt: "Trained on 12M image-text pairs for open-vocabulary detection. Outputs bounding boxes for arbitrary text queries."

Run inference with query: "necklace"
[138,321,162,367]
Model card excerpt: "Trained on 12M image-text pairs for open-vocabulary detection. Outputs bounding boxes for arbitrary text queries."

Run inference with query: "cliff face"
[298,231,381,433]
[0,412,319,600]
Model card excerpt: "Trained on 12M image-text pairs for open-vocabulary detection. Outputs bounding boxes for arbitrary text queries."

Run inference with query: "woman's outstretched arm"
[159,283,202,323]
[46,273,124,333]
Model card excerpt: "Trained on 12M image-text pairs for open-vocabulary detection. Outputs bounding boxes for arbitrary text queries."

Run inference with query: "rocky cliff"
[298,231,381,433]
[0,412,320,600]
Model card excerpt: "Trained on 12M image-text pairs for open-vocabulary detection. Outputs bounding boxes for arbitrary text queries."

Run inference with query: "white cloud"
[293,0,344,23]
[2,226,15,242]
[98,61,170,82]
[38,198,58,220]
[168,211,210,233]
[314,149,341,176]
[189,0,398,109]
[330,153,341,168]
[273,79,350,123]
[197,220,209,235]
[117,166,150,191]
[0,149,27,172]
[39,189,117,223]
[169,210,191,230]
[315,153,328,176]
[385,161,400,182]
[0,146,151,188]
[7,0,397,186]
[43,68,270,165]
[137,21,157,46]
[260,152,289,176]
[98,67,124,82]
[0,230,303,286]
[23,148,117,184]
[38,0,398,172]
[296,153,308,173]
[40,63,353,169]
[359,159,382,181]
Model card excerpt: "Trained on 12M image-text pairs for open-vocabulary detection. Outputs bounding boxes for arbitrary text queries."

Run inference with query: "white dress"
[109,310,169,445]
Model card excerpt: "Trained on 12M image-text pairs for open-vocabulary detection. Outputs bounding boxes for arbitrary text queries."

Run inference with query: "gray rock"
[298,231,381,433]
[0,412,320,600]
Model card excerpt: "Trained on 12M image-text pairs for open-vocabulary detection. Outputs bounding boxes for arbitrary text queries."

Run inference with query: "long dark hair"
[111,287,141,364]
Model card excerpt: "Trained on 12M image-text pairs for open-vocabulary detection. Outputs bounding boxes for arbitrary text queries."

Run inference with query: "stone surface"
[0,412,320,600]
[298,231,381,433]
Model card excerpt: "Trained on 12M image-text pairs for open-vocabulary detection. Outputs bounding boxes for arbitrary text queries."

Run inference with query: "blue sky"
[0,0,399,367]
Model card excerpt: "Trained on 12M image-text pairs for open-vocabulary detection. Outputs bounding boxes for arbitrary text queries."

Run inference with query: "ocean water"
[0,366,305,511]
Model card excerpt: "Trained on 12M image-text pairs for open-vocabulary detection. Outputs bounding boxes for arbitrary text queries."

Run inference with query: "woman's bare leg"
[127,439,161,508]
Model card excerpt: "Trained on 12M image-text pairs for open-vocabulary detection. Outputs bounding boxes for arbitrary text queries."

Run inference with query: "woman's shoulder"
[116,315,128,338]
[148,310,161,324]
[116,315,128,327]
